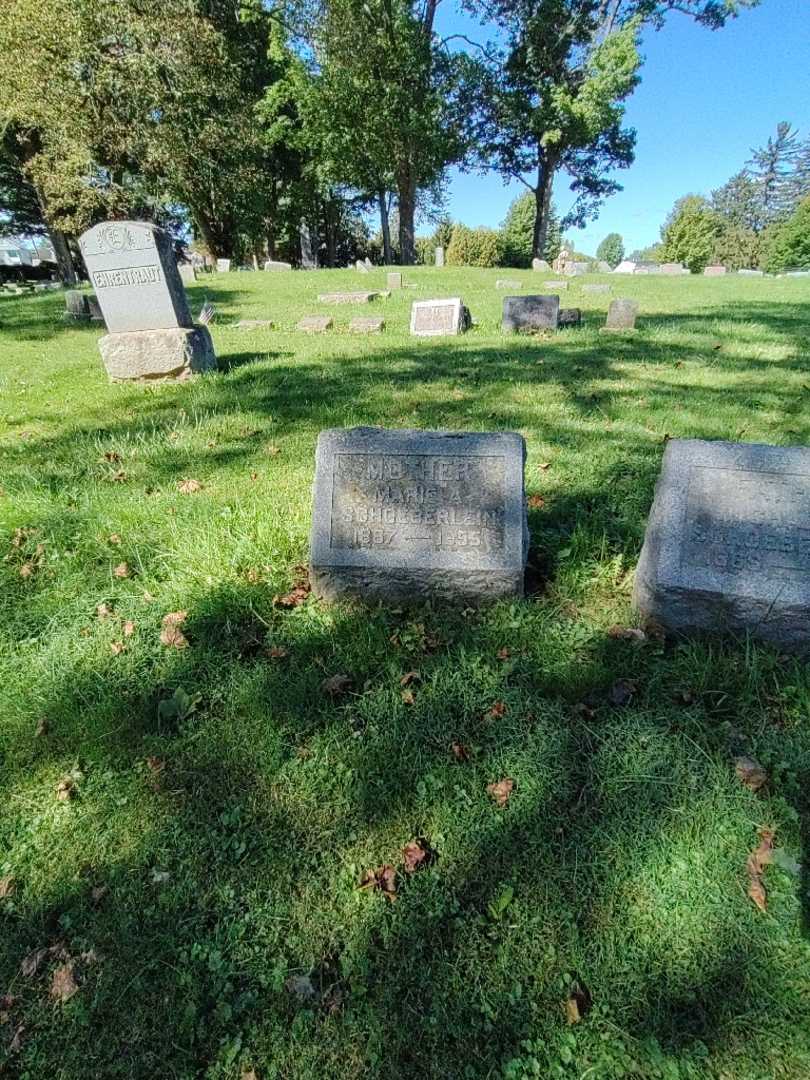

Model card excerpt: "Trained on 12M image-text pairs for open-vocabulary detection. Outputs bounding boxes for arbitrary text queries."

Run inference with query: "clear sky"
[435,0,810,255]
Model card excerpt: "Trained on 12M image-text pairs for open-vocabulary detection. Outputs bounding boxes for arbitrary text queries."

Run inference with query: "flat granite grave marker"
[703,265,726,276]
[660,262,687,275]
[236,319,275,329]
[410,297,470,337]
[297,315,333,332]
[600,298,639,333]
[310,427,529,604]
[502,294,559,333]
[496,279,523,290]
[542,280,568,291]
[317,291,379,304]
[613,260,637,274]
[582,284,611,294]
[65,291,89,320]
[738,269,764,277]
[356,260,369,273]
[634,439,810,652]
[264,260,292,271]
[349,316,384,333]
[78,220,216,380]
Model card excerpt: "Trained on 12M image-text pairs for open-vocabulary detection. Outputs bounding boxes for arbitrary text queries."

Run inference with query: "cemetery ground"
[1,267,810,1080]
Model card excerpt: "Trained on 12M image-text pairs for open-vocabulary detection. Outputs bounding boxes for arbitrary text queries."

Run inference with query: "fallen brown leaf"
[496,647,511,661]
[113,562,129,578]
[401,689,415,705]
[50,961,79,1003]
[735,756,768,793]
[103,451,121,463]
[9,1023,24,1053]
[538,462,551,470]
[242,1069,259,1080]
[266,645,288,659]
[110,641,125,656]
[96,603,112,620]
[36,717,48,737]
[487,778,514,807]
[359,864,397,902]
[399,671,420,687]
[178,478,203,494]
[91,885,108,905]
[320,673,352,697]
[0,876,15,899]
[747,827,775,912]
[607,625,647,643]
[486,700,507,720]
[160,611,188,649]
[20,947,48,978]
[565,981,592,1025]
[274,565,311,608]
[122,620,135,637]
[527,495,545,509]
[55,777,75,802]
[403,838,433,873]
[451,741,471,763]
[108,533,122,545]
[109,470,127,483]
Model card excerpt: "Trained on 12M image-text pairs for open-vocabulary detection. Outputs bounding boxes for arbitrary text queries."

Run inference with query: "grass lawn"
[1,266,810,1080]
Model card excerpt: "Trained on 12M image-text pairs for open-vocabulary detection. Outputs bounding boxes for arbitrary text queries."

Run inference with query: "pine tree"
[747,122,800,226]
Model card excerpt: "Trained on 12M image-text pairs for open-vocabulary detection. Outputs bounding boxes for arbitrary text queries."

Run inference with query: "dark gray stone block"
[558,308,581,327]
[502,294,559,332]
[634,439,810,652]
[310,427,529,605]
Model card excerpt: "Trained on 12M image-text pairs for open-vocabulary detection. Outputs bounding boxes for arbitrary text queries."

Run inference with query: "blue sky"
[435,0,810,255]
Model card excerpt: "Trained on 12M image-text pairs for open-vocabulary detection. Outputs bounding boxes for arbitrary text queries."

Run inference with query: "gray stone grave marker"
[502,294,559,333]
[558,308,582,327]
[496,279,522,290]
[660,262,686,275]
[613,260,636,274]
[435,246,445,267]
[356,260,369,273]
[216,258,231,273]
[317,291,379,304]
[297,315,333,332]
[410,297,470,336]
[387,272,403,289]
[264,260,292,271]
[634,439,810,652]
[600,298,639,333]
[236,319,275,329]
[309,427,529,604]
[738,269,764,277]
[78,220,216,380]
[179,263,196,285]
[542,280,569,291]
[65,291,89,320]
[582,284,611,294]
[703,265,726,276]
[532,258,550,271]
[349,316,384,333]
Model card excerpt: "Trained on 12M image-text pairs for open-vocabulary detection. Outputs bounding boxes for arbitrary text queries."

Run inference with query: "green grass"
[1,266,810,1080]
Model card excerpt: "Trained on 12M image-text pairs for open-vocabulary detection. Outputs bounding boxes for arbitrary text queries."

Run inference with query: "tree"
[747,121,800,227]
[500,190,560,266]
[628,243,663,262]
[660,194,722,273]
[596,232,624,267]
[469,0,756,259]
[446,223,503,266]
[761,196,810,272]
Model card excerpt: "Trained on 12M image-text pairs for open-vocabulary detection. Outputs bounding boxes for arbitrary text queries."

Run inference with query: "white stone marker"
[410,297,470,337]
[79,221,216,380]
[216,258,231,273]
[435,246,445,267]
[264,260,292,271]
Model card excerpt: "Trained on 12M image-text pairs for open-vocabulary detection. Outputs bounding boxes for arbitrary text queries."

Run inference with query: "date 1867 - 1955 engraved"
[330,452,507,555]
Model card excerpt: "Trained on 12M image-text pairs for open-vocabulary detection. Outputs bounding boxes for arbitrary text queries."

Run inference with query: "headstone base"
[599,326,637,334]
[98,326,217,381]
[310,565,525,606]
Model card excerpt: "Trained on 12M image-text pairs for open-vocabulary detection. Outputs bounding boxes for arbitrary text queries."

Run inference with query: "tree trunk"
[397,169,417,265]
[532,153,557,259]
[378,189,393,264]
[48,227,77,286]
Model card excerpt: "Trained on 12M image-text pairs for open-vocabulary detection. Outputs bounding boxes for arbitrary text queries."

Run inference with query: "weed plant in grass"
[1,268,810,1079]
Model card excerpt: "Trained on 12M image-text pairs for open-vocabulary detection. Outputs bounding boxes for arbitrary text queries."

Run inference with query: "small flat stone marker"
[502,294,559,333]
[582,284,611,294]
[558,308,582,328]
[216,258,231,273]
[387,272,403,289]
[600,298,639,333]
[349,316,384,333]
[78,220,216,380]
[703,265,726,276]
[317,291,379,304]
[496,279,522,290]
[310,427,529,604]
[410,297,470,336]
[634,439,810,652]
[738,269,764,277]
[532,258,550,271]
[297,315,333,332]
[542,280,568,291]
[264,260,292,271]
[236,319,275,329]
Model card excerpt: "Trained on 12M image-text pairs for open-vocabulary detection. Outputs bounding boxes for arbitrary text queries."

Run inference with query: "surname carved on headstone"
[78,221,216,381]
[634,439,810,652]
[309,427,529,604]
[502,294,559,333]
[410,298,470,337]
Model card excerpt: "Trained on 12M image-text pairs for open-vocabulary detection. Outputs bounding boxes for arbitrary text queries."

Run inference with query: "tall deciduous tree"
[660,194,722,273]
[596,231,624,267]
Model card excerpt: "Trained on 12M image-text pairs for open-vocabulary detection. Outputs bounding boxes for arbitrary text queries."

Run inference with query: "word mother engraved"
[634,439,810,652]
[310,428,528,604]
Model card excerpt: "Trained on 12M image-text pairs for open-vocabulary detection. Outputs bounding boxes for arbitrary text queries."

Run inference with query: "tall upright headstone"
[634,439,810,652]
[299,221,318,269]
[310,427,529,604]
[532,258,550,272]
[387,272,403,289]
[600,298,638,333]
[435,246,445,267]
[79,221,216,381]
[178,263,196,286]
[216,258,231,273]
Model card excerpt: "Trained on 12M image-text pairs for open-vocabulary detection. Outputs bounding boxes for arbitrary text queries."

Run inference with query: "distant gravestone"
[300,221,318,269]
[364,257,373,270]
[349,316,384,333]
[78,220,216,381]
[660,262,686,275]
[236,319,275,329]
[738,269,764,277]
[435,246,445,267]
[502,294,559,333]
[65,291,90,320]
[86,296,104,322]
[496,279,523,290]
[634,263,660,275]
[297,315,333,332]
[703,265,726,276]
[309,427,529,604]
[613,260,637,274]
[542,280,568,291]
[634,439,810,652]
[387,272,403,289]
[264,260,292,272]
[356,260,369,274]
[582,284,611,294]
[317,291,379,304]
[532,258,550,272]
[558,308,582,327]
[596,260,612,273]
[601,298,639,333]
[410,297,470,337]
[564,262,589,276]
[216,258,231,273]
[785,270,810,277]
[178,263,196,286]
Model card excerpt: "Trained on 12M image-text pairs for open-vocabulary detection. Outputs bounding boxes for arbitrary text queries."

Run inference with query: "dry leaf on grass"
[122,620,135,637]
[274,565,311,608]
[735,756,768,792]
[527,495,545,509]
[91,885,108,905]
[565,981,592,1025]
[607,625,647,643]
[242,1069,259,1080]
[0,876,15,899]
[399,671,420,687]
[20,947,48,979]
[538,462,551,471]
[403,839,433,873]
[113,562,129,578]
[487,778,514,807]
[451,742,471,763]
[9,1023,24,1053]
[50,961,79,1003]
[401,689,415,705]
[486,701,507,720]
[320,673,352,697]
[55,777,75,802]
[110,641,125,656]
[178,478,203,494]
[747,827,775,912]
[359,865,397,902]
[496,647,511,660]
[36,718,48,737]
[96,603,113,620]
[108,533,121,545]
[160,611,188,649]
[266,646,288,659]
